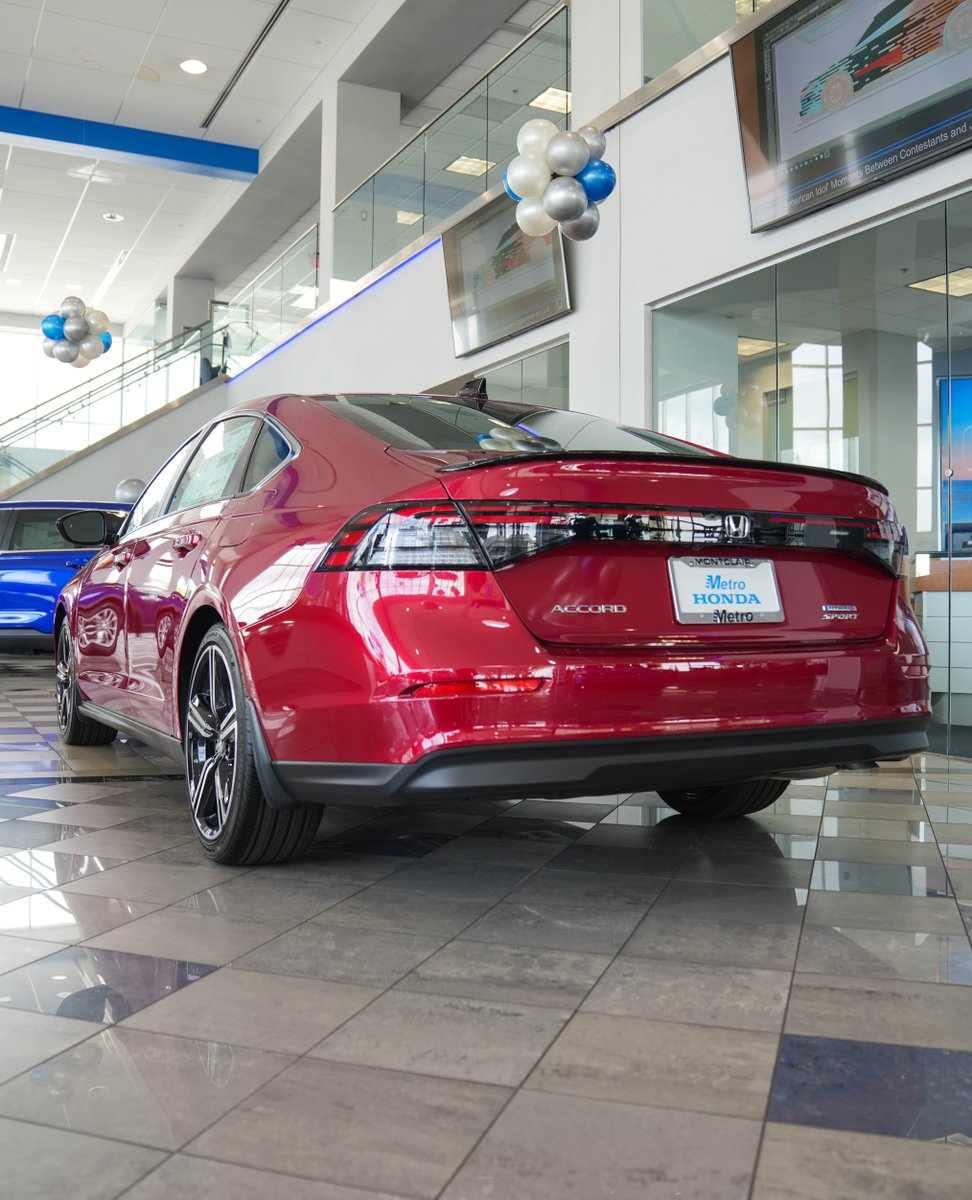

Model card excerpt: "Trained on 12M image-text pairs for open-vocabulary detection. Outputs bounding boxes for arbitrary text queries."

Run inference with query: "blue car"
[0,501,129,650]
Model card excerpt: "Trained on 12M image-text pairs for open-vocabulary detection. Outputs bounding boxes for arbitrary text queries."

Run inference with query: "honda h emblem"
[723,513,752,541]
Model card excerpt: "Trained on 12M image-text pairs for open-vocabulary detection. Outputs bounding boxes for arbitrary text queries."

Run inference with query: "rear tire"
[944,1,972,50]
[184,625,321,865]
[55,623,117,746]
[821,70,853,112]
[656,778,790,819]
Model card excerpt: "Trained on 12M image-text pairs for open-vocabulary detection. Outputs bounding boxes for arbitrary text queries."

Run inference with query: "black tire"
[656,778,790,819]
[55,623,117,746]
[184,625,321,865]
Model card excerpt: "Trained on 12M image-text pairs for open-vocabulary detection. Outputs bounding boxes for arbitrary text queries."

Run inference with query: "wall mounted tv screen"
[731,0,972,231]
[441,194,570,356]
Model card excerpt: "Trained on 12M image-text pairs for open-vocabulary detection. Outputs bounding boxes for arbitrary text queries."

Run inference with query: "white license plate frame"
[668,556,784,625]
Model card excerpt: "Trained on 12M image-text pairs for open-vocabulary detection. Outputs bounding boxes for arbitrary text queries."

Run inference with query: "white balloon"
[70,354,90,368]
[515,197,557,237]
[516,118,558,159]
[506,153,551,200]
[79,334,105,359]
[59,295,86,319]
[84,308,109,335]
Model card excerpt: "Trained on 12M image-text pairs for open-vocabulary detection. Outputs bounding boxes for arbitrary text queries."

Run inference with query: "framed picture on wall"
[441,194,571,356]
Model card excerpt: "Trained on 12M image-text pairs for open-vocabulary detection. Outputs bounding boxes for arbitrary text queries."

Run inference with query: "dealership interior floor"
[1,654,971,1198]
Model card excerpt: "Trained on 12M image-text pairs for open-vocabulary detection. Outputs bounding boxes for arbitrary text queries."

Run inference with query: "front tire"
[656,778,790,819]
[945,1,972,50]
[821,70,853,112]
[55,623,117,746]
[184,625,321,865]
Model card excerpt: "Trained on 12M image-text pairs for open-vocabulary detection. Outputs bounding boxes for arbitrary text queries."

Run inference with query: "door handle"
[65,558,89,569]
[174,531,203,556]
[112,547,133,568]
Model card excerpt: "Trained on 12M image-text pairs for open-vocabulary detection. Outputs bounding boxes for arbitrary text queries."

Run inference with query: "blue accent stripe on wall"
[0,105,259,180]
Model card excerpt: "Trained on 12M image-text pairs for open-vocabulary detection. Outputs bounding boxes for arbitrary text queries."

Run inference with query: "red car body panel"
[57,392,930,806]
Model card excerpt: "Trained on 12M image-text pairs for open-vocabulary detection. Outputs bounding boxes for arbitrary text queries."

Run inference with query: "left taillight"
[317,501,487,571]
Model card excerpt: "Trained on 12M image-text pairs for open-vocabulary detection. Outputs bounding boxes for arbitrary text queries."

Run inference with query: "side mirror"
[56,510,123,547]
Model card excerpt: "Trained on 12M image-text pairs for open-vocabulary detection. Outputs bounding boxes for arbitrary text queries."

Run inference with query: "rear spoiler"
[436,451,888,496]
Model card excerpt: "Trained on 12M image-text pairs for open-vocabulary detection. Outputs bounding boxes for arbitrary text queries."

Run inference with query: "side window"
[127,435,203,533]
[241,422,292,492]
[6,509,75,552]
[167,418,258,514]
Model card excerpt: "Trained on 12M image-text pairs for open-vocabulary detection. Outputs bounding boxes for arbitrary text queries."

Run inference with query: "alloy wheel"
[186,642,240,842]
[55,626,74,735]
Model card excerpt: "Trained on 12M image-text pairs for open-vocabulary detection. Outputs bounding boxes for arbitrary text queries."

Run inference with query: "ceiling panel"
[0,3,40,56]
[261,10,355,68]
[233,56,320,107]
[31,14,153,77]
[21,59,134,121]
[205,95,292,146]
[155,0,275,53]
[44,0,167,33]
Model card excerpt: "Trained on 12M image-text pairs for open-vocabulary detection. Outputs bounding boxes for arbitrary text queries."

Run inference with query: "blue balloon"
[41,313,65,339]
[576,158,616,203]
[503,166,522,202]
[100,331,112,352]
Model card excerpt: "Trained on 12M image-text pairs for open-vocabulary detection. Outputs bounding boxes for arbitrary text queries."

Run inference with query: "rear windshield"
[316,395,714,458]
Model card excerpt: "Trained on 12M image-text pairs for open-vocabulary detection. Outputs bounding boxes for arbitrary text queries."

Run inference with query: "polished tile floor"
[1,653,971,1198]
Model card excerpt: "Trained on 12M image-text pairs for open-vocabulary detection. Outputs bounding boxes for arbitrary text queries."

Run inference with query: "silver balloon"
[79,334,105,359]
[63,316,90,342]
[59,295,86,319]
[542,176,588,222]
[576,125,606,161]
[84,308,109,335]
[115,477,146,503]
[53,338,80,363]
[545,131,590,177]
[42,337,56,358]
[560,203,600,241]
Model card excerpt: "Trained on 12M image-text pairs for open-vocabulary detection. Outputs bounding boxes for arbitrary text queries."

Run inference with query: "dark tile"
[544,843,690,877]
[507,867,669,908]
[675,848,813,888]
[768,1033,972,1141]
[813,835,944,867]
[375,859,536,900]
[0,945,216,1022]
[648,880,806,926]
[622,913,800,971]
[461,896,650,955]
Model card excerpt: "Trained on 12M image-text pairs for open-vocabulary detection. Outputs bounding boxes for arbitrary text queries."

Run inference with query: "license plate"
[669,556,784,625]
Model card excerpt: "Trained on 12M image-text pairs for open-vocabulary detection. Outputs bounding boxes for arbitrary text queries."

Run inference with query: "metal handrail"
[0,321,235,449]
[331,3,569,212]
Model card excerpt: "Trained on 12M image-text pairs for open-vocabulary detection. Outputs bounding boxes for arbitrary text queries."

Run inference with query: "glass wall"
[642,0,774,83]
[333,7,569,286]
[650,196,972,752]
[431,342,569,409]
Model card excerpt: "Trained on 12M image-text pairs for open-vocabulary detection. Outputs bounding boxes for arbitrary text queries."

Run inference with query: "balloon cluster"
[40,297,113,368]
[714,382,762,431]
[503,119,616,242]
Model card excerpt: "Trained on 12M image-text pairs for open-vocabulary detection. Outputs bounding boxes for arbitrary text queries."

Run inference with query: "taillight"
[318,499,909,576]
[318,501,486,571]
[403,678,546,698]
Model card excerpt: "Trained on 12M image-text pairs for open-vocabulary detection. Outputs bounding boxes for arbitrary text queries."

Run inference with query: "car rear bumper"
[256,715,929,809]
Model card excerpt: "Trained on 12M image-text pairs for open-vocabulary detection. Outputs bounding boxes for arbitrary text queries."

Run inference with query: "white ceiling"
[0,0,554,331]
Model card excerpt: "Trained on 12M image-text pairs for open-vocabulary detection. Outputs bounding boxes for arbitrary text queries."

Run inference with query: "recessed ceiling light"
[5,279,20,285]
[445,155,495,177]
[529,87,571,114]
[737,336,781,357]
[908,267,972,296]
[102,212,125,222]
[396,210,422,226]
[64,282,83,289]
[180,58,208,75]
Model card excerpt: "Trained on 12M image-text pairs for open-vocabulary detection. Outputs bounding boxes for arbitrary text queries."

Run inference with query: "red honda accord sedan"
[54,391,930,865]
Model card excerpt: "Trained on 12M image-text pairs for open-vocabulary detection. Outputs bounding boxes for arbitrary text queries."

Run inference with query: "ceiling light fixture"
[529,87,571,114]
[180,59,208,75]
[102,212,125,222]
[908,267,972,297]
[445,155,495,177]
[737,336,781,357]
[396,210,422,226]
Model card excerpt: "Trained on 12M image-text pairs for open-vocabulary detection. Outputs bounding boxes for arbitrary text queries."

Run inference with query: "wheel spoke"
[187,698,218,739]
[189,754,218,825]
